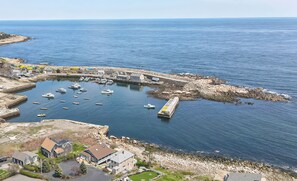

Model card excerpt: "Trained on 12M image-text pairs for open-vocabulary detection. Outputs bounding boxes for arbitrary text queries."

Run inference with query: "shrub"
[23,164,40,172]
[20,169,43,179]
[42,160,51,173]
[136,159,149,168]
[80,161,87,175]
[54,165,63,178]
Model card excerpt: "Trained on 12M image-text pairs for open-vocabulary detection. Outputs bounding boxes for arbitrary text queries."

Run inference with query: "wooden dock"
[158,97,179,119]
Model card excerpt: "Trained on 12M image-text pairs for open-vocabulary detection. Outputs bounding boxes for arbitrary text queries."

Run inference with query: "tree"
[42,160,51,173]
[80,161,87,175]
[54,165,63,178]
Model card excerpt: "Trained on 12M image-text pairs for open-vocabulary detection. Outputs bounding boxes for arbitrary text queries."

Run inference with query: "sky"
[1,0,297,20]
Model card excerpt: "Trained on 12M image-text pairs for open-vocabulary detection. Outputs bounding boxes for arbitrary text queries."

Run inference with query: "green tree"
[80,161,87,175]
[42,160,51,173]
[54,165,63,178]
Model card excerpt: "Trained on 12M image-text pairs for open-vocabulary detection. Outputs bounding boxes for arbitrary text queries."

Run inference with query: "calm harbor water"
[1,18,297,170]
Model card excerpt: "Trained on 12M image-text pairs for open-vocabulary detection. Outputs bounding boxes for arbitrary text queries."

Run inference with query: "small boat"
[101,89,114,94]
[40,108,48,110]
[42,93,55,98]
[60,100,66,103]
[33,102,40,105]
[56,88,67,93]
[84,98,90,100]
[69,83,81,89]
[79,77,84,82]
[73,95,78,98]
[79,88,87,92]
[100,79,108,84]
[84,77,90,82]
[62,107,69,110]
[144,104,155,109]
[106,80,114,85]
[77,92,82,95]
[95,103,103,106]
[73,102,80,105]
[37,114,46,117]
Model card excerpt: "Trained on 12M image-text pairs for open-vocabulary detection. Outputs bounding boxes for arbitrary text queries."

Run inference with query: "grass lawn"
[155,168,192,181]
[72,143,85,154]
[129,171,159,181]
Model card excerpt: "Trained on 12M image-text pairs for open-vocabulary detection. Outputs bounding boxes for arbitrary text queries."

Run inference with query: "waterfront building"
[108,150,135,174]
[224,173,262,181]
[130,73,144,82]
[80,143,115,165]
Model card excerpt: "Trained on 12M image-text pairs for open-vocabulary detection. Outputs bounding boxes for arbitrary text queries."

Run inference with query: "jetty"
[158,97,179,119]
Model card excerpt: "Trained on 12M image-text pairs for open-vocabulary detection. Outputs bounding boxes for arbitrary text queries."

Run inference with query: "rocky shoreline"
[0,32,30,46]
[0,119,296,181]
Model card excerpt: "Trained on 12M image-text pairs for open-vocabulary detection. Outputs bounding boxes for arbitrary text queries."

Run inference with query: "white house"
[109,150,135,174]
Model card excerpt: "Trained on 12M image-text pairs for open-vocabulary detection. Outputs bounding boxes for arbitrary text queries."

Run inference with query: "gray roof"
[110,150,134,164]
[225,173,262,181]
[12,151,36,162]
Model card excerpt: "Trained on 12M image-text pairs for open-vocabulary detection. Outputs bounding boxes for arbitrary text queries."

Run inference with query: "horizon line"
[1,16,297,21]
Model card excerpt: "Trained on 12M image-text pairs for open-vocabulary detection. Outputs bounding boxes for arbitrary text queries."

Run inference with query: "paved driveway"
[5,174,41,181]
[43,160,112,181]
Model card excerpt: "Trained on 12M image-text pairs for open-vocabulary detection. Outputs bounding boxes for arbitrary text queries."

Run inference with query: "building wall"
[110,157,135,174]
[41,147,53,158]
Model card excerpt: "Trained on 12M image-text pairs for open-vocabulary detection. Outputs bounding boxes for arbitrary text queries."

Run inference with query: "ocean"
[0,18,297,170]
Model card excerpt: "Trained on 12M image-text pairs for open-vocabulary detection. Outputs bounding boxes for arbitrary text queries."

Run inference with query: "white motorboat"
[73,95,78,98]
[101,89,114,94]
[144,104,156,109]
[62,107,69,110]
[79,88,87,92]
[56,88,67,93]
[106,80,114,85]
[95,103,103,106]
[72,102,80,105]
[33,102,40,105]
[40,108,48,110]
[37,114,46,117]
[69,83,81,89]
[79,77,84,81]
[42,93,55,98]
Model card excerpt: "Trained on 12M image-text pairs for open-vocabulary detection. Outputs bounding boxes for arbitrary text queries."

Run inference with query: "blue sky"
[1,0,297,20]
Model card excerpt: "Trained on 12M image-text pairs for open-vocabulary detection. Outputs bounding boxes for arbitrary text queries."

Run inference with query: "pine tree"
[54,165,63,178]
[80,161,87,174]
[42,160,51,173]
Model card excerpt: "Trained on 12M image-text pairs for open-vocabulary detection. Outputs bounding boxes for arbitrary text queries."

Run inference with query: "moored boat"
[56,88,67,93]
[42,93,55,98]
[101,89,114,94]
[73,102,80,105]
[144,104,155,109]
[69,83,81,89]
[37,114,46,117]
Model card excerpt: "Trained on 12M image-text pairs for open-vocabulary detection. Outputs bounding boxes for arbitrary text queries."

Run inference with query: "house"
[130,73,144,82]
[12,151,37,166]
[116,72,130,80]
[109,150,135,174]
[224,173,262,181]
[41,137,72,158]
[80,143,115,165]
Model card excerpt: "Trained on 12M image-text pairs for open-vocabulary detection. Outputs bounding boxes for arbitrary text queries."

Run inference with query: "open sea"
[0,18,297,170]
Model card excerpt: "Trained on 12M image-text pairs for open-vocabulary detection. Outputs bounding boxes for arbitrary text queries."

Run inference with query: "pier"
[158,97,179,119]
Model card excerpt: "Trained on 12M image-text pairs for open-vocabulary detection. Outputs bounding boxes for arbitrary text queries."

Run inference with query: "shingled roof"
[85,143,115,160]
[41,137,56,152]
